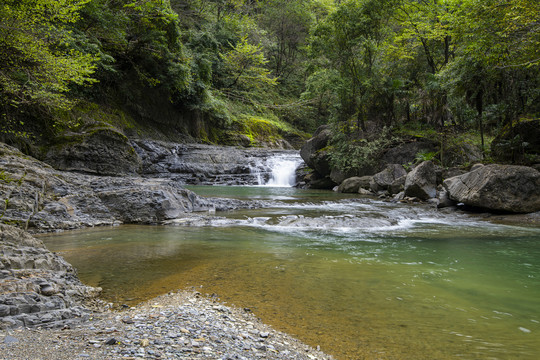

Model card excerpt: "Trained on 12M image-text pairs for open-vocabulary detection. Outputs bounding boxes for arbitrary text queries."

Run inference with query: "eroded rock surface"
[133,140,300,186]
[0,225,100,329]
[45,128,142,176]
[444,165,540,213]
[404,161,437,200]
[1,143,255,231]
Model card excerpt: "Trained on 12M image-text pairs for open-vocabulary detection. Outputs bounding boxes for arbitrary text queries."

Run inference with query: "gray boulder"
[436,188,455,208]
[404,161,437,200]
[300,125,332,177]
[370,164,407,193]
[338,176,372,193]
[389,175,407,195]
[444,165,540,213]
[330,168,357,185]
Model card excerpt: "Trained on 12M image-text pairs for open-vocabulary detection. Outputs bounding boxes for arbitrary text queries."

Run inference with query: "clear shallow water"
[41,186,540,359]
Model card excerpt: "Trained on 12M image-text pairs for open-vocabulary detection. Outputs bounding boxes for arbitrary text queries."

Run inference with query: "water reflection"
[41,187,540,360]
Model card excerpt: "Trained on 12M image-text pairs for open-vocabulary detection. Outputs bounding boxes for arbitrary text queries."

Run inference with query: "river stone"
[330,168,357,185]
[337,175,372,193]
[444,165,540,213]
[404,161,437,200]
[389,175,406,195]
[338,177,368,193]
[436,188,455,209]
[370,164,407,193]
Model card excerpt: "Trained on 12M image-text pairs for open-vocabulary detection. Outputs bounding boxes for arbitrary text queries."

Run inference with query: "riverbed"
[41,186,540,359]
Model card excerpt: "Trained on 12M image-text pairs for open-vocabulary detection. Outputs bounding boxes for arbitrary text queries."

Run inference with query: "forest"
[1,0,539,170]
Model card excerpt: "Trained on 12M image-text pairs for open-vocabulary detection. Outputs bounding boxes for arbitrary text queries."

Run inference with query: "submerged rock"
[444,165,540,213]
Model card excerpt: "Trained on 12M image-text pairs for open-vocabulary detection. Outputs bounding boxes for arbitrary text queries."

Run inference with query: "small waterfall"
[248,158,266,185]
[265,155,302,187]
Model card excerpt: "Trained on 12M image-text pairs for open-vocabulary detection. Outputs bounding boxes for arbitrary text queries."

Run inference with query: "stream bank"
[1,141,334,359]
[1,290,332,360]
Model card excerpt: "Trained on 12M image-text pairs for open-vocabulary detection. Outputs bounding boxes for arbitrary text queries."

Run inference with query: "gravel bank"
[0,290,334,360]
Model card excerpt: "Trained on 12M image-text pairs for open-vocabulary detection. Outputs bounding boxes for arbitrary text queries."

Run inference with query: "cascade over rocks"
[133,140,299,186]
[443,165,540,213]
[404,161,437,201]
[0,143,255,231]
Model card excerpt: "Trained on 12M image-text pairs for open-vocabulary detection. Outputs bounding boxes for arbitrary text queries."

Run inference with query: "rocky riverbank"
[0,140,334,358]
[0,142,263,232]
[0,225,101,330]
[300,125,540,215]
[0,290,333,360]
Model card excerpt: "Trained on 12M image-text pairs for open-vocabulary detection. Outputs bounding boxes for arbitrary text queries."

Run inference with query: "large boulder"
[443,165,540,213]
[404,161,437,200]
[370,164,407,193]
[338,176,372,193]
[300,125,332,177]
[330,167,357,185]
[45,127,141,176]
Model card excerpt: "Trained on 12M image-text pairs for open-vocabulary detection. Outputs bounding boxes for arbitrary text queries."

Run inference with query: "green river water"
[41,186,540,359]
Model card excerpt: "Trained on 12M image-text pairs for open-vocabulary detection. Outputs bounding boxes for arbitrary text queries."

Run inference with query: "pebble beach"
[0,290,334,360]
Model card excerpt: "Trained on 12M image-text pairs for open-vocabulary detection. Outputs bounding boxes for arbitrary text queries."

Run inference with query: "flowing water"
[249,153,302,186]
[41,185,540,359]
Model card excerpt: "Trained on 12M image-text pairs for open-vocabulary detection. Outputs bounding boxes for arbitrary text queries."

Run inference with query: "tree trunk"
[476,88,485,158]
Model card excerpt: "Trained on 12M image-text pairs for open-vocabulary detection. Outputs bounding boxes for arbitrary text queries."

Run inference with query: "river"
[40,182,540,359]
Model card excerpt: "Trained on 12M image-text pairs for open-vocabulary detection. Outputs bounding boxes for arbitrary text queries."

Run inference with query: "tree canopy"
[0,0,538,160]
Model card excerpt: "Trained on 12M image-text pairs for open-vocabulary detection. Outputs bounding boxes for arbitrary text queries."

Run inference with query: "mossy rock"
[44,126,141,176]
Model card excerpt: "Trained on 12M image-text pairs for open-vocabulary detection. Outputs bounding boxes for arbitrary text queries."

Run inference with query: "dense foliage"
[1,0,538,159]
